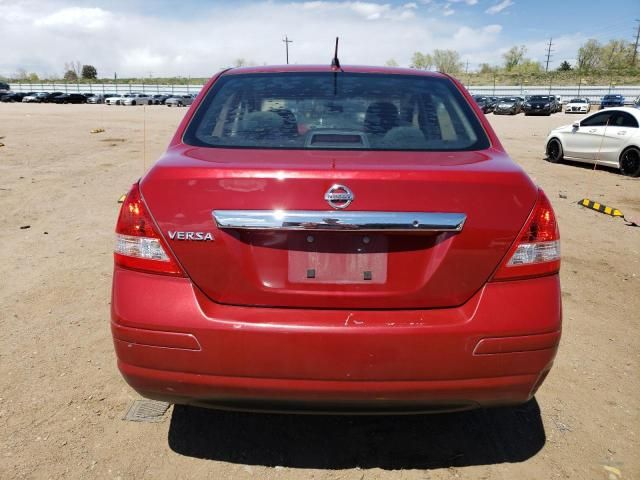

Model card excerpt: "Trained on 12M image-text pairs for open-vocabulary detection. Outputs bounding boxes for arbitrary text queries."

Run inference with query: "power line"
[282,35,293,65]
[544,37,554,72]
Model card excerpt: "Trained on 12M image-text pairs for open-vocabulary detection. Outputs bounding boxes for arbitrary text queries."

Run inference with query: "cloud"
[0,0,507,78]
[485,0,514,14]
[33,7,112,31]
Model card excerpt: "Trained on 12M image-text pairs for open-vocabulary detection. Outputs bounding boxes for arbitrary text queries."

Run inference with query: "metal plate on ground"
[123,400,170,423]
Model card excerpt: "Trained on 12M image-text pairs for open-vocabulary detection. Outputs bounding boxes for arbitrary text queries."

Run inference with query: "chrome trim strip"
[213,210,466,232]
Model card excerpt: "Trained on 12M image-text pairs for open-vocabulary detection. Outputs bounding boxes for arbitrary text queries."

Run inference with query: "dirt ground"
[0,103,638,480]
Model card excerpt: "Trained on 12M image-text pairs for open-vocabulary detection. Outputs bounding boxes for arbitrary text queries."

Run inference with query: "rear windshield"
[184,72,490,151]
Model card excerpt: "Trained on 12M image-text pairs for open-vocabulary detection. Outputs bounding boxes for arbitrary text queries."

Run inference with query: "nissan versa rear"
[111,66,561,413]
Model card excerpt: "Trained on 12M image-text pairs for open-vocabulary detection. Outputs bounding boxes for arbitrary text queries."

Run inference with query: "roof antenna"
[331,37,341,70]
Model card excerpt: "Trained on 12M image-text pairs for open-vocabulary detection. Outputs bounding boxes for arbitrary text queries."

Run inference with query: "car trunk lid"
[141,146,537,309]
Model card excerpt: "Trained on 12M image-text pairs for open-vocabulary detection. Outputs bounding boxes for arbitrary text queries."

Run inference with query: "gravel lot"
[0,104,638,480]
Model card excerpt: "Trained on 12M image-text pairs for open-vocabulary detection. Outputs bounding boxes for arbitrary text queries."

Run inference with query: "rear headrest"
[364,102,399,135]
[269,108,298,137]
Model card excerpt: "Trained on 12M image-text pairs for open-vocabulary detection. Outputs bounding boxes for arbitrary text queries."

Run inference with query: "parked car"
[523,95,555,116]
[22,92,45,103]
[165,94,194,107]
[40,92,65,103]
[472,95,494,114]
[121,93,153,106]
[151,94,171,105]
[600,94,625,109]
[105,94,130,105]
[0,81,9,92]
[87,93,110,104]
[632,96,640,109]
[111,65,562,412]
[493,96,522,115]
[1,92,29,102]
[556,96,564,112]
[52,93,87,104]
[545,107,640,176]
[564,98,591,114]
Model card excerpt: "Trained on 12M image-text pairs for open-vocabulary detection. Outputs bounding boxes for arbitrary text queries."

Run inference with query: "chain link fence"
[8,82,205,96]
[6,80,640,104]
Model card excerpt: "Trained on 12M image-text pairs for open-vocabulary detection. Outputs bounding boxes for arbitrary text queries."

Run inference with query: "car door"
[563,110,614,161]
[598,111,639,164]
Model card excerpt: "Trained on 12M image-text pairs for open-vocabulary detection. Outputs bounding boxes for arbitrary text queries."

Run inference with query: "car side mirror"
[572,122,580,129]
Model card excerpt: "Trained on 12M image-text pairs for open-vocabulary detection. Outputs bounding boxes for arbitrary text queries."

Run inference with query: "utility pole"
[282,35,293,65]
[544,37,554,72]
[632,19,640,67]
[465,60,470,86]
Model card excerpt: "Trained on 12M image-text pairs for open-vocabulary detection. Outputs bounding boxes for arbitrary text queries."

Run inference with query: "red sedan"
[111,65,561,413]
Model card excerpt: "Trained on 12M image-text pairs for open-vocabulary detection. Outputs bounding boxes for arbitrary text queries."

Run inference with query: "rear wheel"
[620,147,640,177]
[131,101,136,106]
[546,138,563,163]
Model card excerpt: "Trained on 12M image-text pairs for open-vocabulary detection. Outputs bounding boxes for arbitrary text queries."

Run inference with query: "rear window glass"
[184,72,490,151]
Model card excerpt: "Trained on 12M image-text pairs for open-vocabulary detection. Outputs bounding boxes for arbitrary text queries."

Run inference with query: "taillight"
[114,183,184,276]
[491,189,560,281]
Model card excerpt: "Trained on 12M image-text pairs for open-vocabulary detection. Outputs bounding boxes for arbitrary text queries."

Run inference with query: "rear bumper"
[111,267,561,412]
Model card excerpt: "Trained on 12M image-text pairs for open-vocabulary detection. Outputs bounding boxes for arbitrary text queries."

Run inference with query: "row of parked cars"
[0,90,197,106]
[473,94,638,116]
[473,95,565,116]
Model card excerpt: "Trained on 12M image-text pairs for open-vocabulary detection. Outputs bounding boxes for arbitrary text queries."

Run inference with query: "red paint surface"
[111,66,561,411]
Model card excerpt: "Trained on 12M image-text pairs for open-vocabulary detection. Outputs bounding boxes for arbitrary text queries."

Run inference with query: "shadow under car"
[168,398,546,470]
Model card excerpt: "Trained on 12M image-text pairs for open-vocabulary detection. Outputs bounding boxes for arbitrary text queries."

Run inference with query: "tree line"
[11,61,98,82]
[388,38,639,76]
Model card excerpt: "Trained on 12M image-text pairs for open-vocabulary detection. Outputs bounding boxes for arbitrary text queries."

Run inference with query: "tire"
[147,100,152,105]
[619,147,640,177]
[131,101,136,106]
[546,138,564,163]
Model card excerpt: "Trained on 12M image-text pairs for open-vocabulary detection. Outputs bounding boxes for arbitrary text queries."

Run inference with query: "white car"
[165,94,194,107]
[121,93,152,106]
[105,94,123,105]
[22,93,40,103]
[105,94,136,105]
[545,107,640,177]
[564,98,591,114]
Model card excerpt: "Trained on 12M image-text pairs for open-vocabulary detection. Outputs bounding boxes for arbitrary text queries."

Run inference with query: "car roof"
[590,107,640,120]
[222,64,448,79]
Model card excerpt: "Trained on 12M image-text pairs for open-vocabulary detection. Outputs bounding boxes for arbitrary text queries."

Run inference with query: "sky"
[0,0,638,78]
